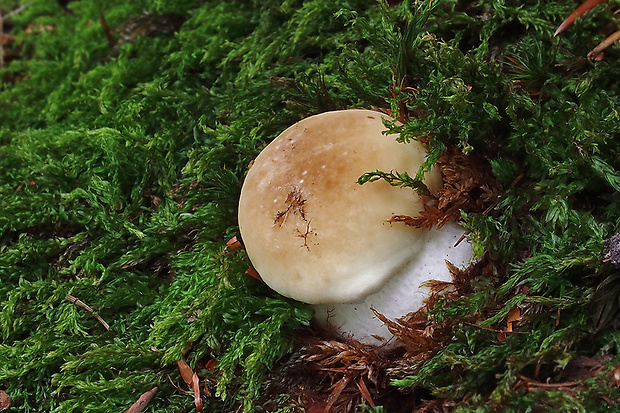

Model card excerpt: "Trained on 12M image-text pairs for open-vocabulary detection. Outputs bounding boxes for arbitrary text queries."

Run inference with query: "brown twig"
[166,373,186,393]
[462,321,528,335]
[1,12,4,68]
[5,4,27,19]
[99,11,115,49]
[518,375,581,390]
[587,29,620,60]
[65,294,110,330]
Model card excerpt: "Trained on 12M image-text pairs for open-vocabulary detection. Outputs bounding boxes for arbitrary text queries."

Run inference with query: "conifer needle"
[587,29,620,60]
[554,0,607,37]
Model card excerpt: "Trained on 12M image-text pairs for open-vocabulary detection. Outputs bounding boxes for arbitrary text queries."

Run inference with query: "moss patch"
[2,0,620,411]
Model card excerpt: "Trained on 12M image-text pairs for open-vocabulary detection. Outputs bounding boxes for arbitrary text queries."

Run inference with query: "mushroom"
[238,109,473,346]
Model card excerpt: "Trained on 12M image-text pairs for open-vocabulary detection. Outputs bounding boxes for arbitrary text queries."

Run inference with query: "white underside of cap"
[313,222,474,347]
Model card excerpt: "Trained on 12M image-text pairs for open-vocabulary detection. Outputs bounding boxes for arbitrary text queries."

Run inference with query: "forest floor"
[2,0,620,412]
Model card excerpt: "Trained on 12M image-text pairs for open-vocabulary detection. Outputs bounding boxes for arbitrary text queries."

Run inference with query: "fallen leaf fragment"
[205,358,218,372]
[124,387,157,413]
[505,306,521,333]
[176,359,194,388]
[245,266,263,282]
[192,372,203,412]
[226,236,241,250]
[0,390,11,412]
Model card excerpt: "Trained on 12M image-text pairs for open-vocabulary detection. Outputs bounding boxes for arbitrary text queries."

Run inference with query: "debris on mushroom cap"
[237,109,442,304]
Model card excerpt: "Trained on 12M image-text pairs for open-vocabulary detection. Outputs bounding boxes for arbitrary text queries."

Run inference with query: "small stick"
[166,373,185,392]
[65,294,110,330]
[4,4,28,19]
[1,12,4,68]
[462,321,528,335]
[98,11,115,49]
[587,29,620,60]
[518,375,580,389]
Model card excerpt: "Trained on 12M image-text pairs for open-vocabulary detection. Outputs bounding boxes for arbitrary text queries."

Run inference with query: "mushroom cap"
[238,109,441,304]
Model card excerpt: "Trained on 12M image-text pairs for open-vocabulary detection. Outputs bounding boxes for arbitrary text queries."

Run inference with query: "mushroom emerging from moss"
[238,109,473,346]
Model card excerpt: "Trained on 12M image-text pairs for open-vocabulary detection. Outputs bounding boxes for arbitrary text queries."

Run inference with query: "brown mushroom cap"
[238,109,441,304]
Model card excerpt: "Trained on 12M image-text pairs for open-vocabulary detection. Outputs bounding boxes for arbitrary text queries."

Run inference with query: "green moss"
[2,0,620,411]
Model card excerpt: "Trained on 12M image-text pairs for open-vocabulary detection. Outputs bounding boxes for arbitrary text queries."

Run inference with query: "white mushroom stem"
[313,222,473,346]
[237,109,474,348]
